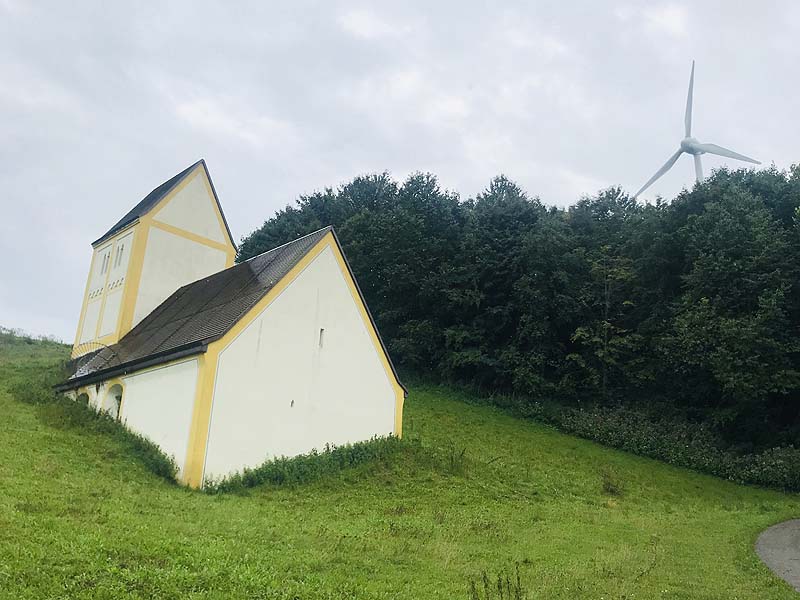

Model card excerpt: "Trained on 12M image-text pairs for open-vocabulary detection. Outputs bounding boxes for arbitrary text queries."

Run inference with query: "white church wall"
[79,299,102,344]
[151,172,226,243]
[98,290,123,337]
[204,245,396,481]
[133,227,228,327]
[120,358,199,477]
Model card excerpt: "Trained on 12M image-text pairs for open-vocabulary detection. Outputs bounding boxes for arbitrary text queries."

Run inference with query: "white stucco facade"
[203,245,396,481]
[133,227,228,326]
[79,299,102,344]
[119,359,199,476]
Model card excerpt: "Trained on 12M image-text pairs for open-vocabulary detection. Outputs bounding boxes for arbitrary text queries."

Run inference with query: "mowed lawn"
[0,337,798,599]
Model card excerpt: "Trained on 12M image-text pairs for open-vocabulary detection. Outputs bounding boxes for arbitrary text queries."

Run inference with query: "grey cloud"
[1,1,798,340]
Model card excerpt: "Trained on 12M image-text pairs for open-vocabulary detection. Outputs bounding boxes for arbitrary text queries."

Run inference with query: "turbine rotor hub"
[680,137,702,155]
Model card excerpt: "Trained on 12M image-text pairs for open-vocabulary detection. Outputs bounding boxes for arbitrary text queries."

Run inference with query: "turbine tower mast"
[634,61,760,199]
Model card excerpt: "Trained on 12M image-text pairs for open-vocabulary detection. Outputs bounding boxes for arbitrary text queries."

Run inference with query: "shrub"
[518,400,800,492]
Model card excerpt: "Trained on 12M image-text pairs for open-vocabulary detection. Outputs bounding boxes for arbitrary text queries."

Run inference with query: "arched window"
[76,393,90,405]
[105,384,123,420]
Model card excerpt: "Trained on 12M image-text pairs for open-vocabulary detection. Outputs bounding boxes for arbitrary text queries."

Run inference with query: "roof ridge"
[169,225,332,297]
[242,225,333,264]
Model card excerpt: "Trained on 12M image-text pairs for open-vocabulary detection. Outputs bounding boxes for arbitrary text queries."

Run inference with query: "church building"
[58,161,406,488]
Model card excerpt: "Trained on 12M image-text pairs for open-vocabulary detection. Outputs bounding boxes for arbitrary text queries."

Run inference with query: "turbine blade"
[695,143,760,164]
[634,149,683,198]
[685,60,695,137]
[694,154,703,181]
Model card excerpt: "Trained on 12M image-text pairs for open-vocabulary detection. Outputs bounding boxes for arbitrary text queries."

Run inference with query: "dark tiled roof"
[68,227,332,384]
[92,159,235,248]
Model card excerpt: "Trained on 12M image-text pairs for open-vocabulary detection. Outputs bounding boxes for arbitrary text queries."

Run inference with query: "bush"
[732,446,800,491]
[204,436,405,494]
[496,396,800,492]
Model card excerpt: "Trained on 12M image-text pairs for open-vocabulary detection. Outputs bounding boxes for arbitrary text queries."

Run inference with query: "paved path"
[756,519,800,592]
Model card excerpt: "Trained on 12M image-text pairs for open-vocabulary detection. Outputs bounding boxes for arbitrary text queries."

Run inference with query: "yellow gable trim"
[327,237,406,437]
[181,232,405,488]
[150,219,236,256]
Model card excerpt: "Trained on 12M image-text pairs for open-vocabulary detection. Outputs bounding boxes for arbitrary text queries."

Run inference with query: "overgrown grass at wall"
[204,437,406,493]
[204,435,472,494]
[1,329,178,484]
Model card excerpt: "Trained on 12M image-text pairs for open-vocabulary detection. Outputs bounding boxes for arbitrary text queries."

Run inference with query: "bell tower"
[72,160,236,358]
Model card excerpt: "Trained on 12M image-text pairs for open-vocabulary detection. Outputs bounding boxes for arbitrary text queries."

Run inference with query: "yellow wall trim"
[150,219,235,255]
[117,220,150,339]
[183,352,218,488]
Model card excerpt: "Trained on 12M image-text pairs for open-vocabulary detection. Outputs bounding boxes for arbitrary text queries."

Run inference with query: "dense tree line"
[238,167,800,450]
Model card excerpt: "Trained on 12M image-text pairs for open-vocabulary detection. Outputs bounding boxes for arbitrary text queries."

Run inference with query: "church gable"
[150,166,230,245]
[204,242,398,480]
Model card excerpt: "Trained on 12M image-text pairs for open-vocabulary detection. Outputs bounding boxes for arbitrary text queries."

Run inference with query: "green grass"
[0,333,798,598]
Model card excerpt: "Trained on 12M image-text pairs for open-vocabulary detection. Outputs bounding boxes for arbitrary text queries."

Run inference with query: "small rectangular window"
[319,328,325,348]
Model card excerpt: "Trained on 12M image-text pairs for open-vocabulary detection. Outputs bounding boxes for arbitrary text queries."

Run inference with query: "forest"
[238,166,800,453]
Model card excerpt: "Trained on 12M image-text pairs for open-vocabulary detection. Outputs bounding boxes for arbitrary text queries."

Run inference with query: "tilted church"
[58,160,406,488]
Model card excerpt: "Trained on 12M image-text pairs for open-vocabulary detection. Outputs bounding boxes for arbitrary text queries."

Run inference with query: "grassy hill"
[0,333,798,599]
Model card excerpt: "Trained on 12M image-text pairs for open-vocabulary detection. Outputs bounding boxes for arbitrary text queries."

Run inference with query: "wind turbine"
[634,61,760,199]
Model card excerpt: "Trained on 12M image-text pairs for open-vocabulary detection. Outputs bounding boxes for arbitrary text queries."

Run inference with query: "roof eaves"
[91,218,140,248]
[55,341,211,392]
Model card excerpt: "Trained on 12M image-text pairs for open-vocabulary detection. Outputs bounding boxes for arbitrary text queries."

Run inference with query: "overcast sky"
[2,1,798,341]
